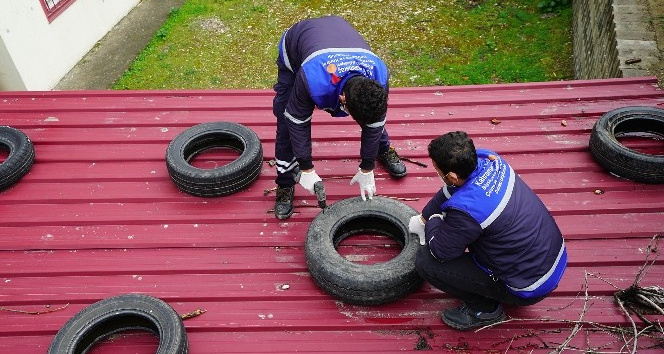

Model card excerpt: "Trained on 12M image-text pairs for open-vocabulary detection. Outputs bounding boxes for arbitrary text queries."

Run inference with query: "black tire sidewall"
[0,126,35,191]
[47,294,188,354]
[589,106,664,184]
[165,122,263,197]
[305,196,423,305]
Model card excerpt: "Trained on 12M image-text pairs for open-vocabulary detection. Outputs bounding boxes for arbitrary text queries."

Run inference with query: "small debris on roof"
[180,308,206,320]
[401,156,428,168]
[263,187,277,196]
[490,118,501,125]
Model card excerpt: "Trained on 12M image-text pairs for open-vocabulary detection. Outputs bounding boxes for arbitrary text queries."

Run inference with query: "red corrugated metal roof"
[1,77,663,353]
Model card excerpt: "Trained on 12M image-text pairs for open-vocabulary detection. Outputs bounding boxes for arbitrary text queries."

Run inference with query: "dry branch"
[0,303,69,315]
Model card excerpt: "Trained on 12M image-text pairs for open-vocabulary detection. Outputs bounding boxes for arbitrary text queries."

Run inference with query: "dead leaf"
[181,308,206,320]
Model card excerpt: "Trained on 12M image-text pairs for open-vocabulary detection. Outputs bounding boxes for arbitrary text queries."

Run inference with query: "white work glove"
[350,169,375,201]
[297,170,322,195]
[409,215,426,245]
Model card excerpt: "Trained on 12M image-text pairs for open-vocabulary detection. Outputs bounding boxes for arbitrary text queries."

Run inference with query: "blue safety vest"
[300,49,388,114]
[442,149,567,298]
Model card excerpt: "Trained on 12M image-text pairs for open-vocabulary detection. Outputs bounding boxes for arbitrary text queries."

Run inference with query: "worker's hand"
[409,215,426,245]
[297,169,322,195]
[350,169,375,201]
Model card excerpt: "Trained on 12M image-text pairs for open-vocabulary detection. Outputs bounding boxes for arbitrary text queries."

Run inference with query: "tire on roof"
[589,106,664,184]
[47,293,188,354]
[0,126,35,191]
[305,196,423,305]
[166,122,263,197]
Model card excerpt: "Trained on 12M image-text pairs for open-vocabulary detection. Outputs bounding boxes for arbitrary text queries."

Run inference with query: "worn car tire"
[47,294,188,354]
[166,122,263,196]
[0,126,35,191]
[589,106,664,184]
[305,196,423,305]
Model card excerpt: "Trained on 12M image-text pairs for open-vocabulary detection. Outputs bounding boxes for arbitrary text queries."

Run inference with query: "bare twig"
[0,303,69,315]
[634,234,660,286]
[401,157,428,168]
[585,271,621,290]
[553,271,591,353]
[374,194,420,202]
[614,292,641,353]
[636,293,664,315]
[615,293,639,354]
[547,285,585,312]
[263,186,277,196]
[503,335,516,354]
[475,316,631,334]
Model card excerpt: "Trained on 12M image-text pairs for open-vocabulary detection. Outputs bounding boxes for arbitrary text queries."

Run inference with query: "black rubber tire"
[589,106,664,184]
[0,126,35,191]
[166,122,263,197]
[47,294,188,354]
[305,196,423,305]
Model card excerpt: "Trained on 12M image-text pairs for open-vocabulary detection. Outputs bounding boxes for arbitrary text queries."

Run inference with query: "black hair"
[427,131,477,179]
[343,76,387,126]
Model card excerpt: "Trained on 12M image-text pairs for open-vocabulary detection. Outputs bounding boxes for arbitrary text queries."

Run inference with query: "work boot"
[377,146,407,178]
[274,186,295,220]
[441,303,506,331]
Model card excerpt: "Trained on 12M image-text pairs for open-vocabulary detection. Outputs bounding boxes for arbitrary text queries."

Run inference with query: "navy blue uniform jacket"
[277,16,389,171]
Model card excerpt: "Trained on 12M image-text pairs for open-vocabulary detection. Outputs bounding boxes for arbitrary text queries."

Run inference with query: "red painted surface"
[1,77,663,353]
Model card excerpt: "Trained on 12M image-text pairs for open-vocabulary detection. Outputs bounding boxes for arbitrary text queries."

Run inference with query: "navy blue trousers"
[415,246,545,311]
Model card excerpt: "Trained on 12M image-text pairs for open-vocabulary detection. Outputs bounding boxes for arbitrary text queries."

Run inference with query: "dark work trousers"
[415,246,545,312]
[273,54,298,189]
[272,54,392,189]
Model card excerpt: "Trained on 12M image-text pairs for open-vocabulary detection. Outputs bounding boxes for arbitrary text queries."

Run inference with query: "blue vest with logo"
[301,49,389,114]
[442,149,515,228]
[442,149,567,298]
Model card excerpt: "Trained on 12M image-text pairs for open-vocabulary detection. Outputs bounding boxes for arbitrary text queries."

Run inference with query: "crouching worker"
[409,131,567,330]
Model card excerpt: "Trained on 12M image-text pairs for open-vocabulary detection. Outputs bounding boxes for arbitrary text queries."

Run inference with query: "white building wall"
[0,0,139,91]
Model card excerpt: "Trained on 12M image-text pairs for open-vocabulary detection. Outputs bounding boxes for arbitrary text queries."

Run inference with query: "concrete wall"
[0,0,139,91]
[573,0,658,79]
[573,0,622,79]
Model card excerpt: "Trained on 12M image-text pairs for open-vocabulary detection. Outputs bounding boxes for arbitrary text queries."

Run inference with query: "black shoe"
[274,186,295,220]
[441,303,506,331]
[377,146,407,178]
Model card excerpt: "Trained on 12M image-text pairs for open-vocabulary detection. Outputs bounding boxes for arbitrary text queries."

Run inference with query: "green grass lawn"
[113,0,574,90]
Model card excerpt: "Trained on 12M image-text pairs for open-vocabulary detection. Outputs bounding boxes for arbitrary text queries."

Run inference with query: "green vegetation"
[113,0,573,90]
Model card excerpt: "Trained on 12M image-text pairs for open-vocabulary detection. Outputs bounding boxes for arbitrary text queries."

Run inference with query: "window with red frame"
[40,0,77,22]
